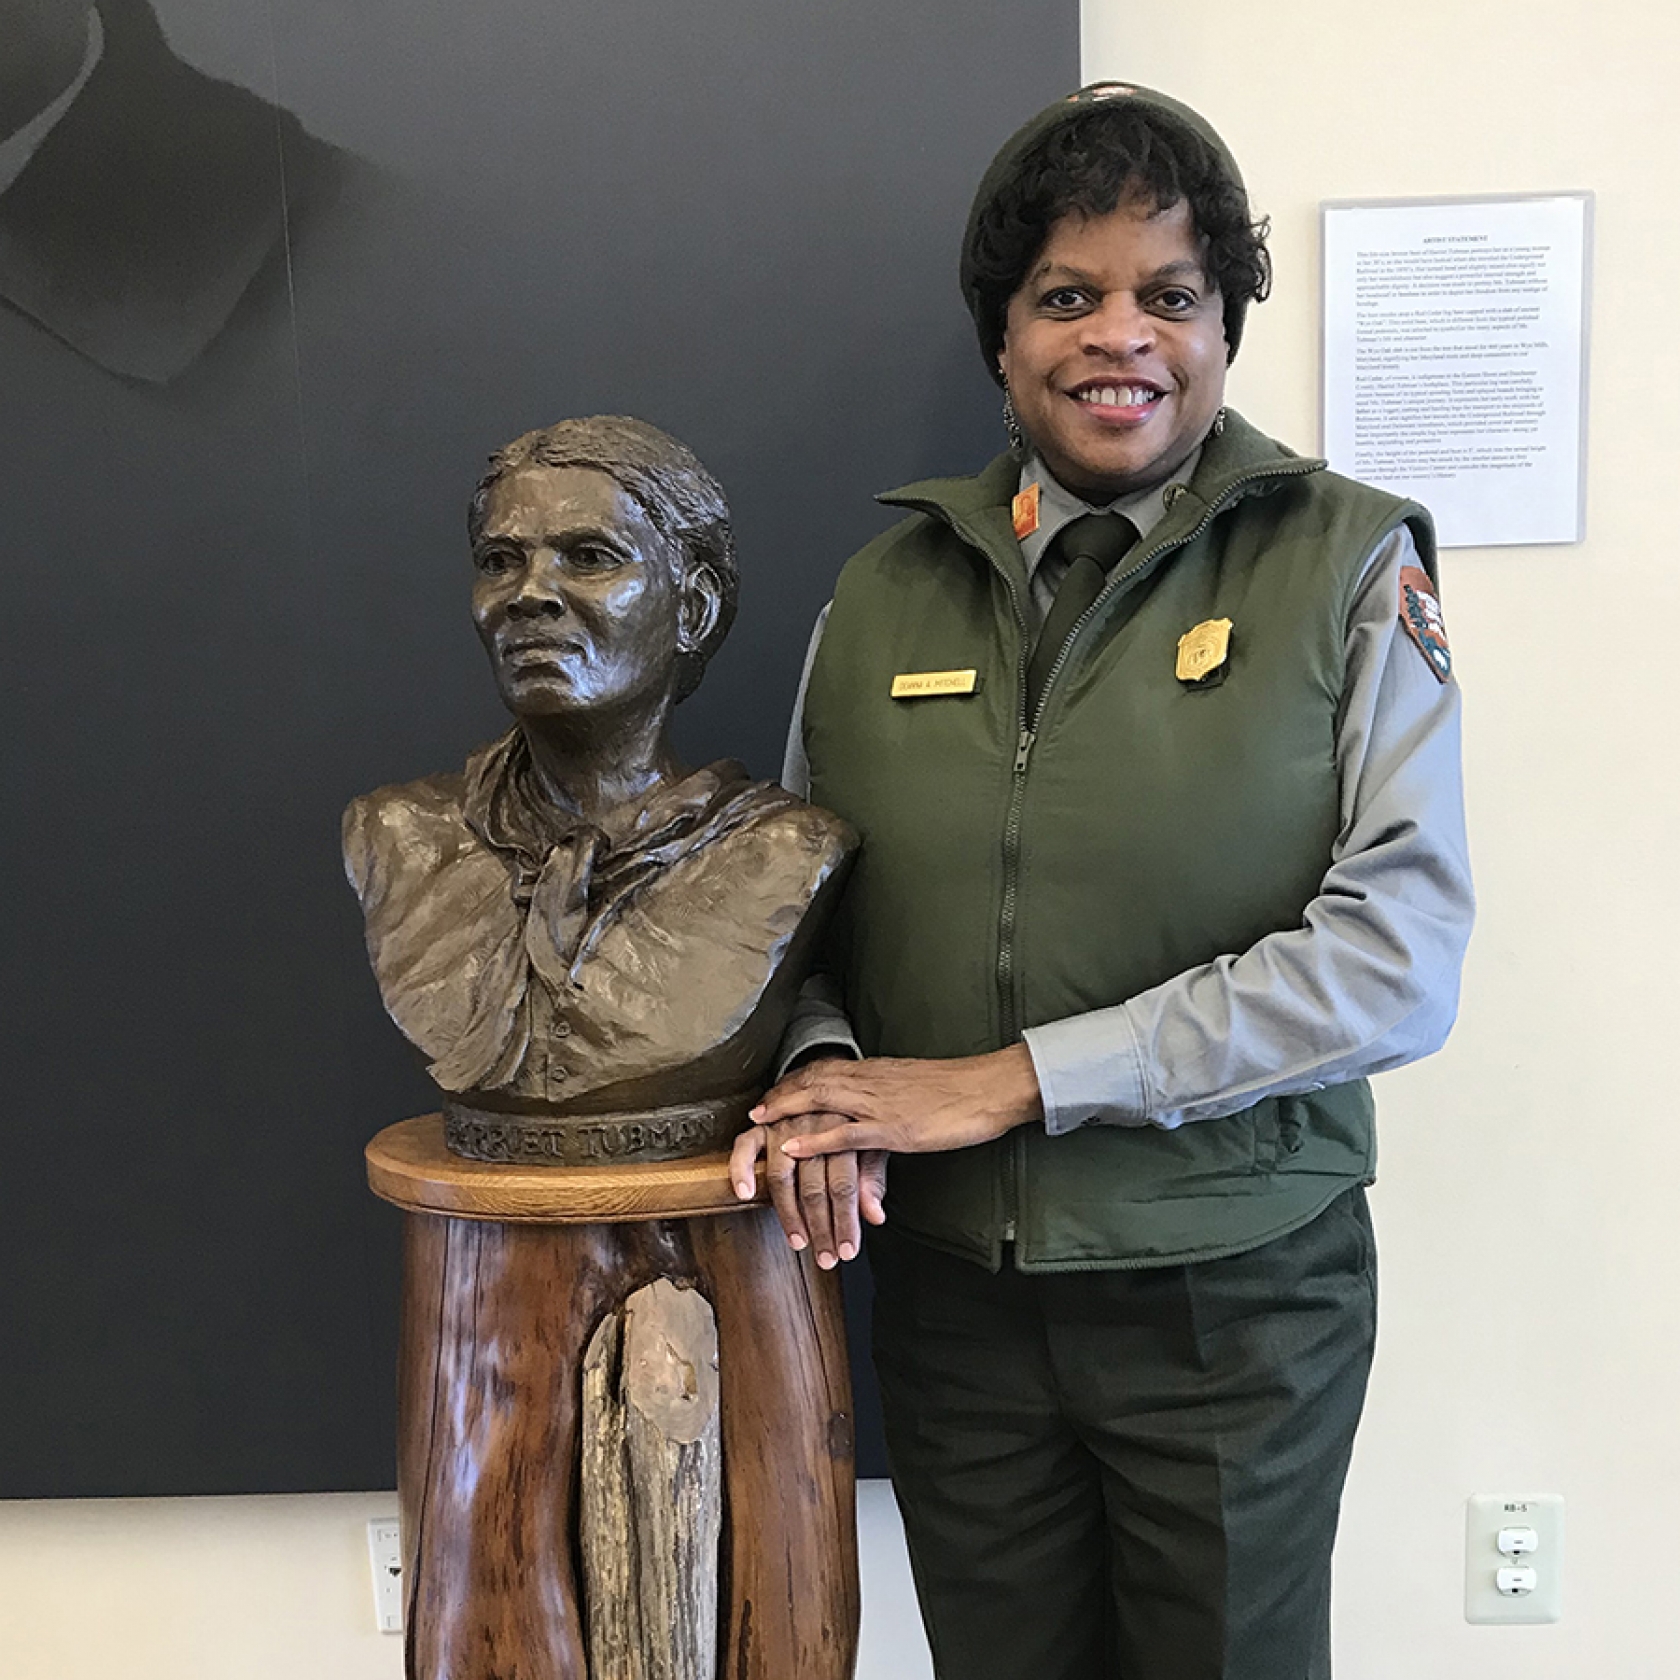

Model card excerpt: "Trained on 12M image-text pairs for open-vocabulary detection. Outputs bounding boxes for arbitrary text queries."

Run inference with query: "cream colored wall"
[1083,2,1680,1674]
[0,1494,403,1680]
[0,1487,930,1678]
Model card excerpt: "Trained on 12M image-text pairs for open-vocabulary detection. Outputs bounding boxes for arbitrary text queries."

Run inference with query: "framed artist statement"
[1322,193,1593,547]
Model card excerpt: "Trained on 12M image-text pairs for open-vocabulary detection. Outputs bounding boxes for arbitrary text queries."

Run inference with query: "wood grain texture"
[397,1213,450,1637]
[401,1220,704,1679]
[626,1282,722,1680]
[396,1205,857,1680]
[368,1114,766,1223]
[581,1280,723,1680]
[693,1213,858,1680]
[581,1311,641,1680]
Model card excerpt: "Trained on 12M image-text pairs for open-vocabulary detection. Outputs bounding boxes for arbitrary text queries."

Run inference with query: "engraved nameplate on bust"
[343,417,854,1163]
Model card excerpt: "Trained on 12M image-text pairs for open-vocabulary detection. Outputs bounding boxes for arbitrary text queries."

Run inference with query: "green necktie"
[1025,513,1135,713]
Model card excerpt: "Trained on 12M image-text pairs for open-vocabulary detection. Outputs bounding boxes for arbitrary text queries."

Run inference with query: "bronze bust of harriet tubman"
[343,417,855,1164]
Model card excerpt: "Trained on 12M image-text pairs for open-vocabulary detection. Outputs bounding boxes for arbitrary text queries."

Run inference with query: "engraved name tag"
[890,668,980,699]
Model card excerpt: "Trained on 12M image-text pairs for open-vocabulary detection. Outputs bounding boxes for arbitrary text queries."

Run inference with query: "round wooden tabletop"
[365,1114,768,1224]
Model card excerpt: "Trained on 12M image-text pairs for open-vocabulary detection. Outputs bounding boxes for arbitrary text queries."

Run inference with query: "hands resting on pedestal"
[728,1046,1044,1269]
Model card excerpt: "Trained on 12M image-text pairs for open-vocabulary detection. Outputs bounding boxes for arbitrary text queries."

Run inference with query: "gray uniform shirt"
[780,451,1475,1134]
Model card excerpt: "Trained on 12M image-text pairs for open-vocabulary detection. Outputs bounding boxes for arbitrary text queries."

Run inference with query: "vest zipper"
[994,582,1033,1048]
[995,577,1035,1250]
[948,456,1320,1259]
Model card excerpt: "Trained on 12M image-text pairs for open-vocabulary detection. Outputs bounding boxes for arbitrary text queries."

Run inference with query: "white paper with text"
[1322,194,1591,547]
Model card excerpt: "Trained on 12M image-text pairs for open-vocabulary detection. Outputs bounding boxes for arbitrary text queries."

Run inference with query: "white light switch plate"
[1465,1494,1563,1624]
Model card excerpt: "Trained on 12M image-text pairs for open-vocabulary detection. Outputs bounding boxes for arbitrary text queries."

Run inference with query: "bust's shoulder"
[345,769,468,827]
[341,770,475,900]
[343,770,469,847]
[737,783,858,861]
[683,771,858,877]
[654,777,856,924]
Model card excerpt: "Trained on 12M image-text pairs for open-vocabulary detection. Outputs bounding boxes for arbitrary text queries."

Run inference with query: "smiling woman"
[737,80,1474,1680]
[996,199,1227,498]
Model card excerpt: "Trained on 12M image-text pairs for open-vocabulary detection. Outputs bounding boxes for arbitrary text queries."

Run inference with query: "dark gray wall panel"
[0,0,1077,1496]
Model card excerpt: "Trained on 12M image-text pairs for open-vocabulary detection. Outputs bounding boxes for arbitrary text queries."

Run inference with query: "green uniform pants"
[868,1188,1377,1680]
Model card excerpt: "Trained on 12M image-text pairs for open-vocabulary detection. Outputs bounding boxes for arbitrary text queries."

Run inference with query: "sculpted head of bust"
[470,420,739,715]
[344,416,855,1162]
[466,417,740,826]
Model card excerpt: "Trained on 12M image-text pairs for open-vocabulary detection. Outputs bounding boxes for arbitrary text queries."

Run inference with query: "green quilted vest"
[804,413,1435,1272]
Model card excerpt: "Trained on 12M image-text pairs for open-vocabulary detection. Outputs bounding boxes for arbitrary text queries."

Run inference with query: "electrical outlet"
[1465,1495,1563,1624]
[367,1518,403,1634]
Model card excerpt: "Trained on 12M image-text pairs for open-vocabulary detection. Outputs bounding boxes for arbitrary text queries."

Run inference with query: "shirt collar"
[1015,442,1205,578]
[0,7,104,199]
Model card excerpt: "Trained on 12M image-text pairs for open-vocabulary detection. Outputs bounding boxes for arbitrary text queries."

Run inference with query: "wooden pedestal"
[367,1115,859,1680]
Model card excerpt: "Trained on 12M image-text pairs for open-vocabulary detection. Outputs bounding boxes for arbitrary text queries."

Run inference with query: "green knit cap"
[960,81,1255,376]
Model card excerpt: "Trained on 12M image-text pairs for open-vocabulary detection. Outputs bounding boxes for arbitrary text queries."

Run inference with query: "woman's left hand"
[730,1096,887,1268]
[750,1044,1044,1159]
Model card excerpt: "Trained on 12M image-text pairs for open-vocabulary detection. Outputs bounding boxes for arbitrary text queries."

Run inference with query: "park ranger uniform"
[782,409,1472,1678]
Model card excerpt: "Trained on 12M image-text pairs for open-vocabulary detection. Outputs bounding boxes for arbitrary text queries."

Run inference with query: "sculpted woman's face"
[471,464,706,727]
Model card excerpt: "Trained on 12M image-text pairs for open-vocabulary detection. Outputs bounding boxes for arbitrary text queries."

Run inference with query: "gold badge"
[890,668,980,699]
[1011,483,1041,541]
[1175,618,1232,683]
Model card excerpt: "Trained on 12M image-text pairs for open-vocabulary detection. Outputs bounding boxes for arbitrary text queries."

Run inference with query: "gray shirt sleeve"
[773,970,861,1075]
[1023,524,1474,1131]
[779,603,829,799]
[773,604,860,1075]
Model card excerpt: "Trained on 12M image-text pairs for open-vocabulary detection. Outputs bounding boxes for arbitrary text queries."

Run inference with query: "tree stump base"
[367,1114,858,1680]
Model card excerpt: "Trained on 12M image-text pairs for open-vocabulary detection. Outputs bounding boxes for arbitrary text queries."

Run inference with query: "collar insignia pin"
[1011,482,1041,541]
